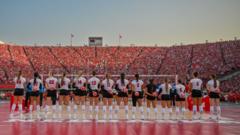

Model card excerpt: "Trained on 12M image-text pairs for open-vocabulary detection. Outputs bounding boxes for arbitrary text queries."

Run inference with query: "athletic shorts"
[102,90,113,98]
[209,92,220,99]
[147,95,157,101]
[132,91,144,99]
[59,89,70,96]
[176,94,185,101]
[192,89,202,98]
[14,88,24,96]
[117,91,128,97]
[74,89,87,96]
[161,94,170,101]
[89,90,99,97]
[47,90,57,97]
[31,91,40,97]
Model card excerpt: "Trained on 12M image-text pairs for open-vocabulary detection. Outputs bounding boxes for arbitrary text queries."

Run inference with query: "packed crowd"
[0,40,239,95]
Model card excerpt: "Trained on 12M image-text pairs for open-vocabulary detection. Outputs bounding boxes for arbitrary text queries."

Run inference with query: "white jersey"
[160,83,172,95]
[59,77,71,90]
[29,78,42,91]
[116,79,129,91]
[88,76,100,90]
[190,78,202,90]
[74,77,86,89]
[207,80,220,92]
[175,84,185,96]
[131,80,144,92]
[102,79,114,91]
[14,76,26,89]
[45,76,58,90]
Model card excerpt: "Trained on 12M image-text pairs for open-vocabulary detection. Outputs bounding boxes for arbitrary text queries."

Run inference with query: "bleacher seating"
[0,40,239,94]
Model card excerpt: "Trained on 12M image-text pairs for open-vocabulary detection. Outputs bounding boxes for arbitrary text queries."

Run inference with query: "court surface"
[1,102,240,135]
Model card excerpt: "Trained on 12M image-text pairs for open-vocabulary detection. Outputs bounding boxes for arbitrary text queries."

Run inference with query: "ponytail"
[212,75,217,88]
[17,70,22,81]
[33,72,38,85]
[120,73,125,85]
[165,78,168,93]
[61,73,66,85]
[135,74,139,82]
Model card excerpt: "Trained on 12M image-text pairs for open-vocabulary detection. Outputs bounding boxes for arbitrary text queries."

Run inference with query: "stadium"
[0,1,240,135]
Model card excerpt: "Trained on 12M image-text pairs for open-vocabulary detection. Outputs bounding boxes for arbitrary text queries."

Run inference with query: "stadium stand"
[0,40,239,98]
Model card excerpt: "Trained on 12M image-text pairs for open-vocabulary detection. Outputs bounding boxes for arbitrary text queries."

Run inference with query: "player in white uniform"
[87,71,100,119]
[115,73,130,119]
[175,79,186,119]
[189,72,203,119]
[131,74,145,120]
[73,71,87,119]
[101,73,115,120]
[10,71,26,119]
[206,75,221,120]
[58,72,71,119]
[158,78,172,119]
[29,72,42,119]
[45,71,58,119]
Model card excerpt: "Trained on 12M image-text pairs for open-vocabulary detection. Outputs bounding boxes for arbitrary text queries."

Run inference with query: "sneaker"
[82,114,86,120]
[132,114,136,120]
[114,114,118,119]
[89,114,93,119]
[73,114,77,120]
[58,114,62,119]
[9,113,14,119]
[154,113,157,120]
[52,114,56,119]
[109,114,113,120]
[147,113,150,120]
[37,114,41,119]
[20,113,24,120]
[126,114,129,120]
[103,114,107,120]
[68,114,72,119]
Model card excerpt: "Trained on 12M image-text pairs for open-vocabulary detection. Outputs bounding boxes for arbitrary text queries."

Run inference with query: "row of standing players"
[10,71,221,120]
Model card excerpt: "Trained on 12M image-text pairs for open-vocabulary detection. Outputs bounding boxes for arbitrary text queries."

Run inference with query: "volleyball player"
[158,78,172,119]
[207,75,221,120]
[189,72,203,119]
[131,74,145,120]
[115,73,130,119]
[175,79,186,119]
[88,71,101,119]
[73,71,87,119]
[45,71,58,119]
[29,72,42,119]
[10,71,26,119]
[145,79,158,119]
[101,73,115,120]
[58,72,71,119]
